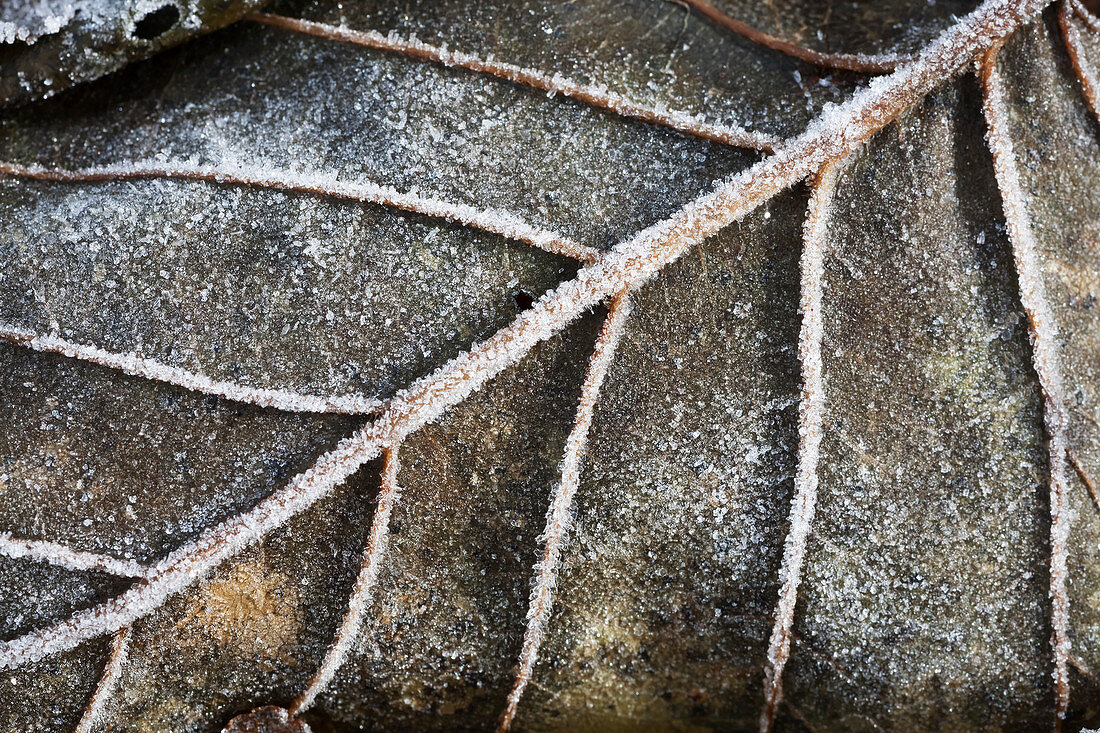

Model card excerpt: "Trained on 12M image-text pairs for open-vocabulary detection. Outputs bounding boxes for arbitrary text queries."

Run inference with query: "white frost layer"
[0,159,598,263]
[0,532,149,579]
[499,291,632,732]
[760,161,841,732]
[1070,0,1100,33]
[291,447,402,714]
[0,0,76,44]
[73,626,131,733]
[0,0,1050,669]
[250,12,780,153]
[980,48,1073,722]
[0,322,384,415]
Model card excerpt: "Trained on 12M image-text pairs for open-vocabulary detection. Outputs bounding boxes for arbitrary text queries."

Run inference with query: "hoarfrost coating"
[0,0,1053,670]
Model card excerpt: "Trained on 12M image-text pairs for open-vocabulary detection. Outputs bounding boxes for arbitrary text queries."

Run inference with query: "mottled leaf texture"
[0,0,1098,732]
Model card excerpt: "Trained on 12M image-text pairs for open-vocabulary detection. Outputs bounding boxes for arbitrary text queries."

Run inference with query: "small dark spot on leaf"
[513,290,535,311]
[133,4,180,40]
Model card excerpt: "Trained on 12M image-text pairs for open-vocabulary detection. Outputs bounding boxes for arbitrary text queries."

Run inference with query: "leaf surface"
[0,1,1098,732]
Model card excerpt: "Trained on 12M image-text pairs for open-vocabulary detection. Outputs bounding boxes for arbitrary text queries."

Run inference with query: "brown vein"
[1074,0,1100,33]
[0,160,599,264]
[498,290,632,733]
[0,323,384,416]
[248,12,780,153]
[1060,0,1100,126]
[290,446,401,715]
[675,0,908,74]
[760,159,842,733]
[74,626,131,733]
[0,0,1051,669]
[1070,452,1100,514]
[979,44,1072,727]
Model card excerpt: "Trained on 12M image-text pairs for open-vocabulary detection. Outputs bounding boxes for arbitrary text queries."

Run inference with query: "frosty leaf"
[0,0,1098,731]
[995,12,1100,720]
[0,11,757,399]
[785,73,1052,730]
[514,193,806,731]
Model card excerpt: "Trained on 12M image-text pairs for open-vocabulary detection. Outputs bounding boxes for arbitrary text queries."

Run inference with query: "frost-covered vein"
[1072,0,1100,32]
[979,46,1072,726]
[0,323,384,416]
[760,160,842,733]
[290,446,401,716]
[0,533,149,579]
[1060,0,1100,126]
[248,12,779,153]
[675,0,908,73]
[73,626,131,733]
[0,0,1049,669]
[498,291,631,733]
[0,160,598,264]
